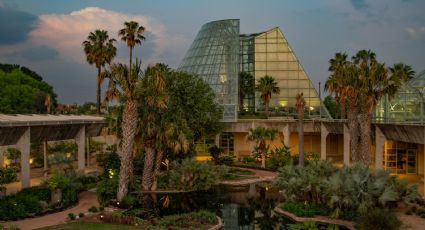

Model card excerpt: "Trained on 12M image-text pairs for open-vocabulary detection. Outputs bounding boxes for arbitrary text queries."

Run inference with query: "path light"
[100,214,104,220]
[29,158,34,164]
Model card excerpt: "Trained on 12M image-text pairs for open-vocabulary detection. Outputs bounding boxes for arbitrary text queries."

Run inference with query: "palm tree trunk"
[265,102,269,118]
[129,47,133,73]
[96,67,102,114]
[347,96,359,162]
[116,99,138,201]
[298,116,305,166]
[142,144,155,190]
[358,112,371,166]
[151,149,164,191]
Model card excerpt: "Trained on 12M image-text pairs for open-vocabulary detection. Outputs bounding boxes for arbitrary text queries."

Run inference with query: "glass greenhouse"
[179,19,329,121]
[375,70,425,124]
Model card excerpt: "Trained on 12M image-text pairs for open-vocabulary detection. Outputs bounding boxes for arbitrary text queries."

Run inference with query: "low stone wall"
[274,207,356,230]
[208,216,223,230]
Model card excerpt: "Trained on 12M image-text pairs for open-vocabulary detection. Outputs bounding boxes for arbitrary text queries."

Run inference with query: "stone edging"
[208,216,223,230]
[220,176,275,186]
[274,207,356,230]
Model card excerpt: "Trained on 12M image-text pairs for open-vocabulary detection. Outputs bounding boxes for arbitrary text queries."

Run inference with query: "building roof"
[0,114,104,127]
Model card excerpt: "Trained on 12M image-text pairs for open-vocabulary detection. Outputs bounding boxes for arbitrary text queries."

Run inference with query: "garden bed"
[274,207,356,230]
[66,210,221,230]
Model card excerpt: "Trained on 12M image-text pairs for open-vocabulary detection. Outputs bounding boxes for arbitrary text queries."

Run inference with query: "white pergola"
[0,114,105,188]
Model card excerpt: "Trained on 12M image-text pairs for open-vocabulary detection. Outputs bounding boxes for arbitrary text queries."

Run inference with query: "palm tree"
[255,75,280,118]
[239,72,255,112]
[151,122,188,190]
[138,64,169,191]
[104,60,142,201]
[295,93,306,166]
[118,21,145,74]
[44,94,52,114]
[83,30,117,114]
[248,127,277,168]
[326,52,360,163]
[357,59,415,165]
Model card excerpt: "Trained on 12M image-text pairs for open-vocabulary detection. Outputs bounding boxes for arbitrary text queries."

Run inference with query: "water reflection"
[129,184,291,229]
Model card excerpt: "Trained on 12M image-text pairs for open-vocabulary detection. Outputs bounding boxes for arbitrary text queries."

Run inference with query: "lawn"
[37,222,140,230]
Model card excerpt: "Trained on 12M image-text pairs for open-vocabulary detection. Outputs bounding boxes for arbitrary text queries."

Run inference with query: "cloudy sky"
[0,0,424,103]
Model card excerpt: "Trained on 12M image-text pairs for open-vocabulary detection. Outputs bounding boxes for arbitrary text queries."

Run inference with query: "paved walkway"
[221,168,278,186]
[0,191,99,230]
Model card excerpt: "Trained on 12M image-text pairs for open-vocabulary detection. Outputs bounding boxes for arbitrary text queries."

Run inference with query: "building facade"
[180,19,425,195]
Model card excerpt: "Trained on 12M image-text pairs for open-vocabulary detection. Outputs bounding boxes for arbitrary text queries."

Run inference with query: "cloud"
[406,26,425,39]
[350,0,368,10]
[27,7,186,65]
[0,6,37,44]
[13,45,58,60]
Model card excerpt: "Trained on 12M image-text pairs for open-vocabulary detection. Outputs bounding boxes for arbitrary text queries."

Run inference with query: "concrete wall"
[327,134,344,164]
[289,133,320,155]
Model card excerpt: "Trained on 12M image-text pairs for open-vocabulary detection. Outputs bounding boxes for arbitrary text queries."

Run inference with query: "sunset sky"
[0,0,424,103]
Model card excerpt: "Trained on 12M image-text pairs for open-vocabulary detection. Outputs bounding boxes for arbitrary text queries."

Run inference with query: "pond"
[126,184,345,230]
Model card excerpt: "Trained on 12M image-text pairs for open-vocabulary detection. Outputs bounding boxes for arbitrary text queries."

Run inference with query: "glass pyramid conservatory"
[179,19,330,121]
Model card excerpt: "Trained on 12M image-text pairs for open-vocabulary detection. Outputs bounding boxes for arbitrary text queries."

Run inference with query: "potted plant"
[0,167,17,196]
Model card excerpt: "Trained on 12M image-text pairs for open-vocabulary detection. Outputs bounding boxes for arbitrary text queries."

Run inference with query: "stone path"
[0,191,99,230]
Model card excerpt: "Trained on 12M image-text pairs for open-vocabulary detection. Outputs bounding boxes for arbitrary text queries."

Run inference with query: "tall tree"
[326,50,414,166]
[255,75,280,118]
[248,127,277,168]
[83,30,117,114]
[239,71,255,112]
[118,21,145,74]
[137,65,222,191]
[104,60,142,201]
[138,64,168,191]
[326,52,361,162]
[295,93,306,166]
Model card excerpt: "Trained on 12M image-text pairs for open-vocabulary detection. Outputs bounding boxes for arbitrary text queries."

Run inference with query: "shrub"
[68,213,76,220]
[358,208,401,230]
[280,201,331,218]
[274,161,418,219]
[96,176,118,205]
[216,155,235,166]
[241,156,255,164]
[61,187,78,205]
[45,171,70,190]
[78,212,84,218]
[122,195,136,207]
[0,167,17,187]
[88,206,98,213]
[159,159,222,191]
[266,145,292,170]
[18,186,51,202]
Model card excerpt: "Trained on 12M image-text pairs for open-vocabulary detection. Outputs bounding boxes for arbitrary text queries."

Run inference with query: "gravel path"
[1,191,99,230]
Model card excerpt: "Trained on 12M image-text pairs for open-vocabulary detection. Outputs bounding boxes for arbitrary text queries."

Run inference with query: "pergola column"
[343,124,350,166]
[214,134,220,147]
[75,125,86,172]
[283,124,290,147]
[375,126,386,170]
[320,123,329,160]
[43,141,48,174]
[16,128,31,188]
[86,137,90,168]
